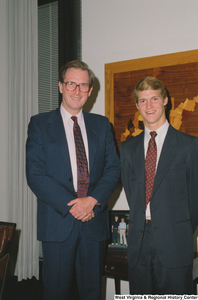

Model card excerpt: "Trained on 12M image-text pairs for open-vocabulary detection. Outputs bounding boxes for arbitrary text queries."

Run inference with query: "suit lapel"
[152,125,178,198]
[47,109,98,176]
[83,111,98,173]
[132,132,146,202]
[47,108,72,172]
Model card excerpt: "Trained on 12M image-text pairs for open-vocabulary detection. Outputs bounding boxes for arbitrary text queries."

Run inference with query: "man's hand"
[67,196,98,222]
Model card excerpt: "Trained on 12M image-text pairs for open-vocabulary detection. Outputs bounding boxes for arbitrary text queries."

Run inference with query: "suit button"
[140,229,143,233]
[69,178,72,181]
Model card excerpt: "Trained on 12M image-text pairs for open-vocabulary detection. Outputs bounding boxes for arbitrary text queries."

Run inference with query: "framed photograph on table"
[108,210,129,250]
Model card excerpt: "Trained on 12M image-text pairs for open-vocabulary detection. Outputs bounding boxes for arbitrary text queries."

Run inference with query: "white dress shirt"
[60,105,89,193]
[144,120,169,219]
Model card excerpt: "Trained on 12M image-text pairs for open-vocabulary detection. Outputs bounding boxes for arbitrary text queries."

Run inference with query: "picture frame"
[105,49,198,149]
[108,210,129,250]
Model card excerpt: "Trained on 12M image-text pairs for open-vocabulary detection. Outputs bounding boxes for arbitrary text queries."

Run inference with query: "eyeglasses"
[63,81,90,93]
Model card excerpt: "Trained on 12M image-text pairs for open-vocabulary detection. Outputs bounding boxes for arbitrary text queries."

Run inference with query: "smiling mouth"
[71,96,81,100]
[146,111,155,114]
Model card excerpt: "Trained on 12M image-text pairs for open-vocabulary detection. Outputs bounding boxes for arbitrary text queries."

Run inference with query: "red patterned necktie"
[145,131,157,208]
[71,116,90,198]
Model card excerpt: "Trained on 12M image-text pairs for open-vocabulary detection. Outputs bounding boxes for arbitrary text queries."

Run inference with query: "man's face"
[136,89,168,130]
[59,68,93,115]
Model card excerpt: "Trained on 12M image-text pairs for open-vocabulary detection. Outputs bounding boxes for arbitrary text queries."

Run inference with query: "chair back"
[0,221,16,300]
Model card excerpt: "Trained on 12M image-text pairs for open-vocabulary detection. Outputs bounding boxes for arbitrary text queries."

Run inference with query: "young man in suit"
[26,60,120,300]
[120,77,198,294]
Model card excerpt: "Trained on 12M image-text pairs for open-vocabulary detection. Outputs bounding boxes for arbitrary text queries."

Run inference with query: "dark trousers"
[112,228,118,243]
[42,219,105,300]
[128,224,193,294]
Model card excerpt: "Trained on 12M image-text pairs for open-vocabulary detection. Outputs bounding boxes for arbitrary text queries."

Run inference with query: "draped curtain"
[7,0,39,280]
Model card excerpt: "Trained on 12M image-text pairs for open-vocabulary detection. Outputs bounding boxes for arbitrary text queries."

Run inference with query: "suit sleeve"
[26,116,74,217]
[188,137,198,232]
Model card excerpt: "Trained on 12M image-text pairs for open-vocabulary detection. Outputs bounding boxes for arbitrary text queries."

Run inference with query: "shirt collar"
[60,104,83,123]
[145,120,169,141]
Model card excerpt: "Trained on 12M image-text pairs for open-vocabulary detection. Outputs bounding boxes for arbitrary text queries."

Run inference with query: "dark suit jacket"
[120,125,198,269]
[26,108,120,243]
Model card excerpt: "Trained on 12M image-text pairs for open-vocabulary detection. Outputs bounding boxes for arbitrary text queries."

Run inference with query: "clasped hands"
[67,196,98,222]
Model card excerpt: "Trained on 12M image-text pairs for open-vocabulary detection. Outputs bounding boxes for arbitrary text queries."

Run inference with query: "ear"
[88,86,93,97]
[58,81,63,94]
[163,97,168,106]
[135,102,139,110]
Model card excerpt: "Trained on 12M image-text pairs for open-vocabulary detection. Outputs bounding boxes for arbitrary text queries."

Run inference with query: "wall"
[0,0,8,221]
[81,0,198,297]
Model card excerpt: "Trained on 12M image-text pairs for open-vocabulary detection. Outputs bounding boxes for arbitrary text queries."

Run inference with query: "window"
[38,1,59,113]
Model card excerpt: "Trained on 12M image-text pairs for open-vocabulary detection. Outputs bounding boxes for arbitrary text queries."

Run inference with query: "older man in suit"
[26,60,120,300]
[120,77,198,294]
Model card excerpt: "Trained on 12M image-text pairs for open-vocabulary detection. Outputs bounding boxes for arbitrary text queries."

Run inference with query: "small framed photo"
[108,210,129,250]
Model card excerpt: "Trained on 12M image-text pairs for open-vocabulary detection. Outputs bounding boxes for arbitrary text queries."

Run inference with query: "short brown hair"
[59,60,95,87]
[133,77,167,104]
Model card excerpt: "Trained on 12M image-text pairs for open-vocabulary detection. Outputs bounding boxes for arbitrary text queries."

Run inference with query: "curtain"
[7,0,39,281]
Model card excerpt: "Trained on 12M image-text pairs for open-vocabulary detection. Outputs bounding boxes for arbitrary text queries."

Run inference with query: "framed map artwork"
[105,49,198,149]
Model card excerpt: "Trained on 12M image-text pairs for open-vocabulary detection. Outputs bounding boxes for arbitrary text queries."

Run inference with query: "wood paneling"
[105,50,198,148]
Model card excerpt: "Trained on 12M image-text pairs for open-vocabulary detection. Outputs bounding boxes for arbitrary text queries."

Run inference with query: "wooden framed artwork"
[105,49,198,148]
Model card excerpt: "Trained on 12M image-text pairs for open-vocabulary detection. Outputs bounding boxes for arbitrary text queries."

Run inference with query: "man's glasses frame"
[63,81,90,93]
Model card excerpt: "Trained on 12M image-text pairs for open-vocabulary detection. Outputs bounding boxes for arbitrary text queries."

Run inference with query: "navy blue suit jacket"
[120,125,198,269]
[26,108,120,242]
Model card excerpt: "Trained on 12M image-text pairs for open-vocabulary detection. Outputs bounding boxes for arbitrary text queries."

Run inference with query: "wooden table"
[104,249,128,294]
